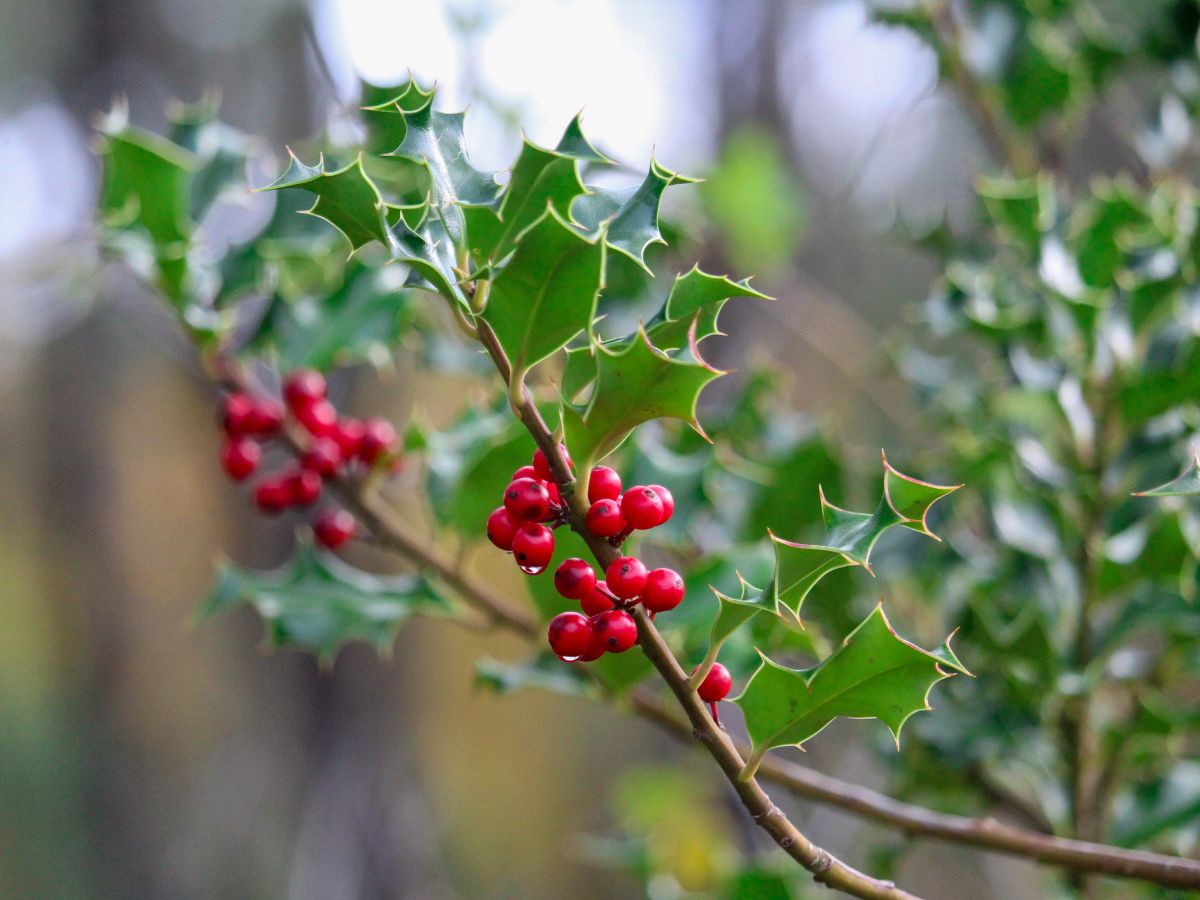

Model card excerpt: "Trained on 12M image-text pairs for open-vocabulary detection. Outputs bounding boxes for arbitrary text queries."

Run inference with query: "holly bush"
[94,2,1200,896]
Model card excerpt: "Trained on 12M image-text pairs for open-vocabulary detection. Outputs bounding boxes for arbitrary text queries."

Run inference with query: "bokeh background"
[0,0,1116,897]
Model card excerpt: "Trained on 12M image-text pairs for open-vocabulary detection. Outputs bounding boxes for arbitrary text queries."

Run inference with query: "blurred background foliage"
[3,0,1200,898]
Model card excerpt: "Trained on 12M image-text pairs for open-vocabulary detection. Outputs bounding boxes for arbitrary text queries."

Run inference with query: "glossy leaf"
[572,157,697,271]
[260,152,389,251]
[481,206,605,377]
[199,540,452,661]
[644,266,772,350]
[735,605,966,763]
[561,324,725,471]
[770,453,960,615]
[1134,447,1200,497]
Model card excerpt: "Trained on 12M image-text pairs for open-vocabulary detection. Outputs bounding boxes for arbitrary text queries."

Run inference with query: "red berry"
[588,465,622,502]
[247,399,284,436]
[642,567,685,613]
[253,477,292,514]
[286,468,322,506]
[606,556,648,599]
[504,477,551,521]
[580,581,616,616]
[333,418,366,458]
[547,611,594,659]
[592,609,637,653]
[512,465,539,482]
[586,498,625,536]
[621,485,665,530]
[296,398,338,437]
[358,417,397,465]
[649,484,675,523]
[284,369,326,411]
[301,437,343,476]
[313,509,356,549]
[545,481,561,506]
[554,558,597,600]
[222,392,257,436]
[696,662,733,703]
[487,506,519,551]
[532,444,571,481]
[220,437,260,481]
[512,523,555,574]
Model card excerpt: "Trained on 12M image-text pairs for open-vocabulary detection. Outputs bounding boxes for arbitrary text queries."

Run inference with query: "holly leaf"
[360,77,436,155]
[481,206,605,377]
[572,157,697,271]
[555,112,614,164]
[704,576,793,661]
[260,152,389,252]
[199,541,452,662]
[386,205,469,307]
[645,265,772,350]
[474,654,589,698]
[561,323,725,471]
[735,605,967,766]
[386,96,501,247]
[770,452,960,615]
[96,107,197,303]
[1134,447,1200,497]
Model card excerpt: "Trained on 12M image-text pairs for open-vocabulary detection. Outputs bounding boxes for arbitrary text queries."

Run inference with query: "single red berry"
[332,417,366,458]
[220,437,260,481]
[358,417,397,465]
[547,611,594,659]
[301,437,343,476]
[586,498,625,536]
[286,468,322,506]
[504,477,551,521]
[313,509,356,549]
[283,369,326,411]
[588,465,622,502]
[580,581,616,616]
[606,556,648,599]
[696,662,733,703]
[554,558,597,600]
[592,609,638,653]
[222,392,257,436]
[296,398,338,437]
[253,477,293,514]
[621,485,665,530]
[642,567,685,613]
[512,523,555,574]
[649,484,675,523]
[512,465,539,482]
[532,444,572,481]
[487,506,520,551]
[247,399,284,436]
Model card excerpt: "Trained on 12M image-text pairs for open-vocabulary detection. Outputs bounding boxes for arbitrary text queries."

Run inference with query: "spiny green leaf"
[166,96,255,221]
[555,112,615,164]
[386,204,469,307]
[706,576,793,657]
[1134,447,1200,497]
[199,540,452,662]
[96,108,197,303]
[734,605,967,763]
[361,77,436,155]
[260,152,389,251]
[769,452,960,615]
[572,157,698,271]
[561,324,725,471]
[386,96,501,247]
[645,265,772,350]
[481,206,605,377]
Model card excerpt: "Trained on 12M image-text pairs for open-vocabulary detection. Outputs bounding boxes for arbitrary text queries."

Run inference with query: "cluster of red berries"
[484,445,688,664]
[218,369,398,550]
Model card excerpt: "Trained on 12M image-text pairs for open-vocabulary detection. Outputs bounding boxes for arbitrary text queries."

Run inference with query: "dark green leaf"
[260,152,389,251]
